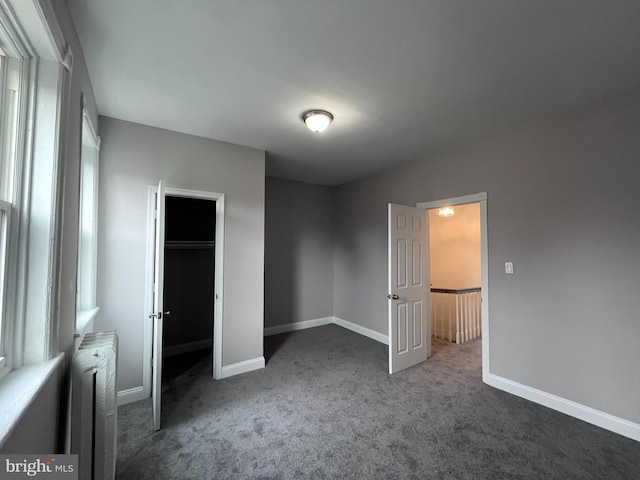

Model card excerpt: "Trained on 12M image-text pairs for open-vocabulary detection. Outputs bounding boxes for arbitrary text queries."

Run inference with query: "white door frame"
[416,192,489,380]
[143,186,226,399]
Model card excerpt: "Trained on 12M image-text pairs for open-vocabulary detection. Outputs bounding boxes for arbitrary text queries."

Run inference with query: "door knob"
[387,294,399,300]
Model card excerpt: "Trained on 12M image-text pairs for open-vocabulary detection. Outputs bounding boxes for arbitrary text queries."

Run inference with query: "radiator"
[71,330,119,480]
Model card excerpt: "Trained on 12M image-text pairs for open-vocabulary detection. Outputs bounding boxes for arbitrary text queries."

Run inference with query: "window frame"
[0,0,73,370]
[0,10,32,379]
[75,100,101,337]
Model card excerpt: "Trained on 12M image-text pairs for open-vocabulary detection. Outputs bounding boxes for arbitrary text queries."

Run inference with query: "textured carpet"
[116,325,640,479]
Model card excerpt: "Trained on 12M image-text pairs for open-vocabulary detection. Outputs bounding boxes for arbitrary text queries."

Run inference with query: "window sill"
[0,354,64,449]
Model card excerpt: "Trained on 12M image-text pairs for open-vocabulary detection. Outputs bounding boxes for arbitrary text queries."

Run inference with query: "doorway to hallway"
[417,193,489,375]
[427,202,482,349]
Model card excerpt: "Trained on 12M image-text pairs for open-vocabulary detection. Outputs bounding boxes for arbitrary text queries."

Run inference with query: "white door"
[388,204,430,374]
[151,180,166,430]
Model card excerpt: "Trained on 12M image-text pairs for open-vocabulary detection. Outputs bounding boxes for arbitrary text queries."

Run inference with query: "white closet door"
[152,180,166,430]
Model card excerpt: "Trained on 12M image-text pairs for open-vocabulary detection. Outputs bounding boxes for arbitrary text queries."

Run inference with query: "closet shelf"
[165,240,215,250]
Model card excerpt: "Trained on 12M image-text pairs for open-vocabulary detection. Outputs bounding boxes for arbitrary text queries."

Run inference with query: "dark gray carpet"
[116,325,640,479]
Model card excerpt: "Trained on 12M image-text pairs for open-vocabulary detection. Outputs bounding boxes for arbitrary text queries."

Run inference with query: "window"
[76,105,100,334]
[0,0,72,371]
[0,35,24,378]
[0,0,77,445]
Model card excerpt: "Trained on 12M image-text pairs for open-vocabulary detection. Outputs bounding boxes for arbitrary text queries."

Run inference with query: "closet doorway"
[144,185,225,430]
[163,195,216,363]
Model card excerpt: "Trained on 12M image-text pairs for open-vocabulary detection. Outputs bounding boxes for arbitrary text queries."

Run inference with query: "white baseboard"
[264,316,389,345]
[117,386,146,407]
[333,317,389,345]
[163,339,212,357]
[220,356,265,379]
[264,317,333,336]
[119,355,265,401]
[485,373,640,442]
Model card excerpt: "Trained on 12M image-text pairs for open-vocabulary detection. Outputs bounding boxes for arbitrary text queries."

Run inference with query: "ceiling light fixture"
[438,206,454,217]
[302,110,334,133]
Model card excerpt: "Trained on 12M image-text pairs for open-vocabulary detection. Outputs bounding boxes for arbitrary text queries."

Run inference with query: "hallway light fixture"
[302,110,334,133]
[438,206,454,217]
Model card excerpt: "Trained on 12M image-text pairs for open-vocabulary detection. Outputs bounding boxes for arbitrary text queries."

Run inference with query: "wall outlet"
[505,262,514,274]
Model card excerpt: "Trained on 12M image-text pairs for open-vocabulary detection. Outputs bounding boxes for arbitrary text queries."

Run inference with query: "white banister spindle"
[473,292,477,338]
[478,292,482,336]
[462,293,467,342]
[464,293,470,341]
[466,293,472,340]
[455,294,461,344]
[431,288,481,345]
[465,293,475,339]
[439,294,443,339]
[447,294,453,341]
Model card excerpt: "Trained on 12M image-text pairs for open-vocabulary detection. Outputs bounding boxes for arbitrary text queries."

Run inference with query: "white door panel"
[152,180,166,430]
[388,204,430,374]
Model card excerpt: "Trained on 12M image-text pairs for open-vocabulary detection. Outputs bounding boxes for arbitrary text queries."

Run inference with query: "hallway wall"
[429,203,481,290]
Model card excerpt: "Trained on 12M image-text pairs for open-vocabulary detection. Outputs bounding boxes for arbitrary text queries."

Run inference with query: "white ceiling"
[67,0,640,186]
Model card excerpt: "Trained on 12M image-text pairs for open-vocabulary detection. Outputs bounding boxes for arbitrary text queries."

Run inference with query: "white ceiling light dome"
[302,110,334,133]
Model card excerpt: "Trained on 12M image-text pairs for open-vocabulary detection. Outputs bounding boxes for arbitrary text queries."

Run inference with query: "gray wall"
[97,117,265,392]
[53,0,99,362]
[333,93,640,424]
[265,177,334,327]
[1,0,98,452]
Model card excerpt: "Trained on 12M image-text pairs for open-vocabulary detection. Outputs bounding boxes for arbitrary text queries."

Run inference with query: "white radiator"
[71,330,118,480]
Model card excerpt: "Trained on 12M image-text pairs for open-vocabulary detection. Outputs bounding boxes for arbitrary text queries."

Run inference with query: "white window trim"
[0,0,74,448]
[75,99,100,340]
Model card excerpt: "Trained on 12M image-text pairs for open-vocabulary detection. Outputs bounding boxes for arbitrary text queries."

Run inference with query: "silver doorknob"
[387,294,399,300]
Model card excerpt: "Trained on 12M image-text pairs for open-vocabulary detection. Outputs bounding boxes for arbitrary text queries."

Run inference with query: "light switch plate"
[505,262,514,274]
